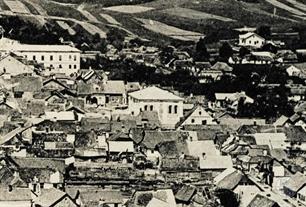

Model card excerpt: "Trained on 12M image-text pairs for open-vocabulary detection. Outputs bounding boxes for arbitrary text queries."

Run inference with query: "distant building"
[128,86,184,129]
[0,38,80,75]
[0,53,34,75]
[239,32,265,48]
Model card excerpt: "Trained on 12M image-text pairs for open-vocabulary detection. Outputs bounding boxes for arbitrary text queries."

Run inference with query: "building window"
[300,194,306,201]
[33,55,36,61]
[74,55,77,61]
[191,119,195,123]
[168,105,172,114]
[150,105,153,111]
[202,120,207,125]
[59,64,62,69]
[144,105,148,111]
[174,105,178,114]
[69,65,72,69]
[74,65,77,69]
[69,55,72,60]
[59,55,62,61]
[199,111,202,115]
[41,55,44,61]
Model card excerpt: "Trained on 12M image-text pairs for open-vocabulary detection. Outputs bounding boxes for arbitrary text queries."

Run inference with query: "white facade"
[182,105,216,126]
[239,32,265,48]
[0,55,33,75]
[128,86,184,129]
[0,39,81,75]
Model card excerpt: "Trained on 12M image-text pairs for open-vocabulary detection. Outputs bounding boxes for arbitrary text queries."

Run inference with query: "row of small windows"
[144,105,154,111]
[168,105,178,114]
[48,64,77,69]
[32,55,77,61]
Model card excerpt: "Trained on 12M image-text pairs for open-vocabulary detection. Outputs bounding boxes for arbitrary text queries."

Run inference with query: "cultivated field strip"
[79,22,106,38]
[57,20,76,35]
[137,18,203,41]
[100,13,121,25]
[23,0,47,15]
[103,5,154,14]
[4,0,30,14]
[264,0,306,16]
[284,0,306,12]
[162,7,235,22]
[77,5,99,23]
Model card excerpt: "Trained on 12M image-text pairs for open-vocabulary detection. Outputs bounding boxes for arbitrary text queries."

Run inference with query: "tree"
[256,25,271,39]
[106,28,125,50]
[239,47,250,58]
[195,37,210,61]
[219,42,233,62]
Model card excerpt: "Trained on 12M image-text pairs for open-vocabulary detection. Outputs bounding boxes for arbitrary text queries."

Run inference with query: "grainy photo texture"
[0,0,305,206]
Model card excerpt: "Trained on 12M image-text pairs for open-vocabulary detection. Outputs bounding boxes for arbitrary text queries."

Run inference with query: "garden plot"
[57,21,76,35]
[79,22,106,38]
[162,7,235,22]
[103,5,154,14]
[100,13,121,25]
[137,18,203,41]
[4,0,30,13]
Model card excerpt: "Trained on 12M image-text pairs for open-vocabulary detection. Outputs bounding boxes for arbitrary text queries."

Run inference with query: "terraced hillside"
[0,0,306,45]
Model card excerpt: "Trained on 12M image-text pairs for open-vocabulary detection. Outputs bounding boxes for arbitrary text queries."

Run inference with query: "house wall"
[182,107,216,126]
[297,192,306,205]
[128,97,183,129]
[239,35,265,48]
[13,51,80,75]
[0,56,33,75]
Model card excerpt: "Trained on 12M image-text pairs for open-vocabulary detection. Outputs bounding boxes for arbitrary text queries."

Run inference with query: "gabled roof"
[34,188,75,207]
[284,172,306,192]
[211,62,233,72]
[214,168,244,190]
[129,86,183,101]
[239,32,264,40]
[247,194,279,207]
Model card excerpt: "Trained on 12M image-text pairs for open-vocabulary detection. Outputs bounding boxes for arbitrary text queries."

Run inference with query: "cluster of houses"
[2,29,306,207]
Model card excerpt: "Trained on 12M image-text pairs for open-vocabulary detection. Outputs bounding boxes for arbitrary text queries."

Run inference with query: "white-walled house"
[128,86,184,129]
[239,32,265,48]
[178,105,217,127]
[0,39,80,75]
[0,54,33,75]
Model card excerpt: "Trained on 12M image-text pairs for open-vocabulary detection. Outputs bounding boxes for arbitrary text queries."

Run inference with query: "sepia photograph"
[1,0,306,206]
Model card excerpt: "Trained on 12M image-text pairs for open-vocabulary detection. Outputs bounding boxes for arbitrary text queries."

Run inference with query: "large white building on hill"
[0,37,80,75]
[128,86,184,129]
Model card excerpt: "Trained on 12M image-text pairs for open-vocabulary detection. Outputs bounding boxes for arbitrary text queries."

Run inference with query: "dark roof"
[247,194,279,207]
[175,184,197,202]
[11,157,66,173]
[141,131,187,150]
[285,126,306,142]
[161,157,199,172]
[80,117,111,132]
[12,76,42,92]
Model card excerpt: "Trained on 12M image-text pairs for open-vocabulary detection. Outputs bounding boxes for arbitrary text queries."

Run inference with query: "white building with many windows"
[0,38,80,75]
[128,86,184,129]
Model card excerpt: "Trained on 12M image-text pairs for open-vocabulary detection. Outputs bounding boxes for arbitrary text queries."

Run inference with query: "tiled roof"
[0,187,32,201]
[129,86,183,101]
